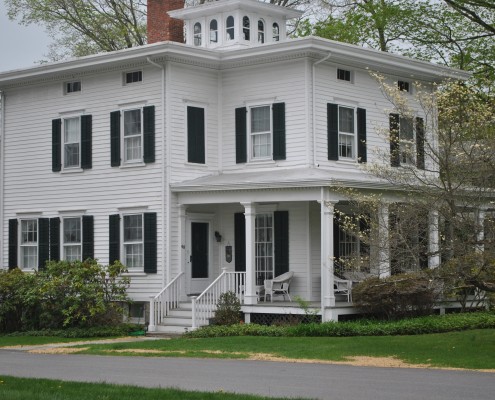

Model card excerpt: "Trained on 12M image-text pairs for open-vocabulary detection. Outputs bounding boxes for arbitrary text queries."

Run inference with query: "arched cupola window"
[226,16,235,40]
[273,23,280,42]
[194,22,202,46]
[258,19,265,43]
[243,16,250,41]
[210,19,218,43]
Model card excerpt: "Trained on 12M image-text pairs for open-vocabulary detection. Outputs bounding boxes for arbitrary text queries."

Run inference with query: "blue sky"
[0,0,51,72]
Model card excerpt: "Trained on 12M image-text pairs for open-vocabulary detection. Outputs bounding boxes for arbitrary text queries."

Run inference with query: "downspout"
[0,90,4,266]
[312,53,331,167]
[146,57,169,286]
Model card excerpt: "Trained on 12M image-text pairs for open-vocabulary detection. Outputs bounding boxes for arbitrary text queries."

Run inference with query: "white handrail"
[149,272,185,331]
[192,270,246,329]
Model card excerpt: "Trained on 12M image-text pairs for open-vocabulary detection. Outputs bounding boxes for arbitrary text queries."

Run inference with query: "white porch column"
[476,208,486,254]
[378,203,390,278]
[428,210,440,269]
[178,204,187,299]
[320,197,336,309]
[242,202,257,305]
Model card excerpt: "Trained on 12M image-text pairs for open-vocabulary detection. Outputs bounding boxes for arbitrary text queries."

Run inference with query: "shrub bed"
[1,324,143,338]
[184,311,495,338]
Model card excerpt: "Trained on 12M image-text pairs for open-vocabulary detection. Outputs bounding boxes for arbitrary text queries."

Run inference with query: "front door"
[188,221,210,294]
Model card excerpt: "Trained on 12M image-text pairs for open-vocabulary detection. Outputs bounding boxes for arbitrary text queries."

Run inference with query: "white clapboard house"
[0,0,469,333]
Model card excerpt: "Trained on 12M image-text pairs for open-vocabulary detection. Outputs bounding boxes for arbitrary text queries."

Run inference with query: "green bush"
[214,291,242,326]
[184,311,495,338]
[352,273,441,319]
[2,324,143,338]
[0,260,130,333]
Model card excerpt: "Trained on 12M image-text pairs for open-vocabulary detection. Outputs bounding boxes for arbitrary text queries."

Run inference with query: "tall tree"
[443,0,495,34]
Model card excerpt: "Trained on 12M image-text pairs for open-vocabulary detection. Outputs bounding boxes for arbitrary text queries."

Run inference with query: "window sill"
[122,271,147,277]
[60,168,84,174]
[185,162,208,168]
[120,162,146,169]
[248,159,277,165]
[337,158,357,164]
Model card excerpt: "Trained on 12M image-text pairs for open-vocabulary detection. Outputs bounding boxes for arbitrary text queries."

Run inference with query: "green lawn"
[77,329,495,370]
[0,376,307,400]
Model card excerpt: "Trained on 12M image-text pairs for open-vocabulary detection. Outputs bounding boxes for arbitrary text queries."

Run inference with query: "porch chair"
[342,271,374,286]
[334,276,352,302]
[264,271,294,302]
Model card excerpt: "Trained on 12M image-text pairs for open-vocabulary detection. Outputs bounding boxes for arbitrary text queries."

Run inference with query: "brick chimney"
[147,0,184,44]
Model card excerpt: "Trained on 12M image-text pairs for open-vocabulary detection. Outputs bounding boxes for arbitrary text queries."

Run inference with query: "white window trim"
[337,105,357,162]
[121,107,144,165]
[208,18,219,46]
[62,216,83,262]
[248,103,273,162]
[121,213,145,271]
[62,115,82,170]
[185,102,208,166]
[225,14,235,42]
[19,218,38,271]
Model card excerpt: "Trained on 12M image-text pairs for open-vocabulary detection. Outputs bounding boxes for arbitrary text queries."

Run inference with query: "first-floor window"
[339,228,359,263]
[123,108,142,163]
[20,219,37,269]
[255,213,274,285]
[123,214,143,269]
[63,217,82,261]
[250,105,271,159]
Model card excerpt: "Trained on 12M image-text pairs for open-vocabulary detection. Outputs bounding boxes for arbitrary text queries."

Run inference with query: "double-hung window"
[63,217,82,261]
[123,109,143,163]
[194,22,202,46]
[20,219,38,269]
[63,117,81,168]
[250,105,271,160]
[123,214,144,270]
[255,213,274,285]
[399,116,415,165]
[338,106,355,159]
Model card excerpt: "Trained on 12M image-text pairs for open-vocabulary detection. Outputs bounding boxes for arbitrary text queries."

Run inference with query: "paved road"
[0,349,493,400]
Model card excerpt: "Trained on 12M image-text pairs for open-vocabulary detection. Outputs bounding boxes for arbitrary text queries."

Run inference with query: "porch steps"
[154,301,200,334]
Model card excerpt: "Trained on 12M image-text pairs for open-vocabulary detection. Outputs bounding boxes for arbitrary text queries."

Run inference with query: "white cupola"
[168,0,303,50]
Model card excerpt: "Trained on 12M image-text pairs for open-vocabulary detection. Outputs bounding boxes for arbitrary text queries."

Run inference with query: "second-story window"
[338,106,355,159]
[63,117,81,168]
[250,105,271,159]
[210,19,218,43]
[194,22,202,46]
[243,16,250,41]
[273,23,280,41]
[399,116,415,165]
[226,16,235,40]
[258,19,265,43]
[123,109,142,163]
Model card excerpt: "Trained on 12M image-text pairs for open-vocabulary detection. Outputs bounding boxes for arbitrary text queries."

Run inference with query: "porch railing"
[149,272,184,330]
[192,269,246,329]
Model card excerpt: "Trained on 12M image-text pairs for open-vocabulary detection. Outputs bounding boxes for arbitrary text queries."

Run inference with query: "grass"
[0,336,92,347]
[0,376,307,400]
[77,329,495,370]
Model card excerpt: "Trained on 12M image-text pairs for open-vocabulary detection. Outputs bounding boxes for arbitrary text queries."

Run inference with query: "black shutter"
[357,108,367,163]
[109,214,120,263]
[143,106,155,163]
[8,219,18,269]
[272,102,286,160]
[390,113,400,167]
[38,218,50,270]
[144,213,157,273]
[327,103,339,161]
[82,215,94,260]
[81,115,92,169]
[235,107,247,163]
[52,119,62,172]
[418,213,429,270]
[359,215,370,260]
[187,106,205,164]
[110,111,121,167]
[274,211,289,277]
[234,213,246,272]
[416,117,425,170]
[49,217,60,261]
[333,216,340,263]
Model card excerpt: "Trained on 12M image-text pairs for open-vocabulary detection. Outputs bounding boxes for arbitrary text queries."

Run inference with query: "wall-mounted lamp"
[214,231,222,243]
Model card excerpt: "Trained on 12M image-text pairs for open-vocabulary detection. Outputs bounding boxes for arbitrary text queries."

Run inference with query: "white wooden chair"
[334,276,352,302]
[264,271,294,302]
